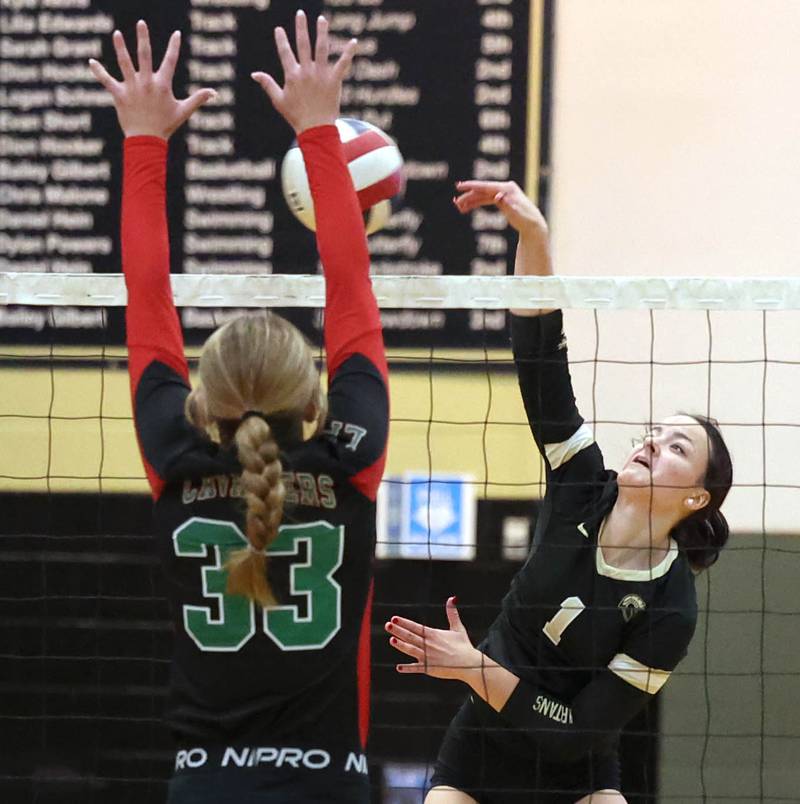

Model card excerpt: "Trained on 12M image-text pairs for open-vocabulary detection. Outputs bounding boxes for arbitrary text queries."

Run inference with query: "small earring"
[687,497,695,505]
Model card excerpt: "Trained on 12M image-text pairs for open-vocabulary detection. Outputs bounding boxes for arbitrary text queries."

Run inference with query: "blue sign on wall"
[377,473,476,560]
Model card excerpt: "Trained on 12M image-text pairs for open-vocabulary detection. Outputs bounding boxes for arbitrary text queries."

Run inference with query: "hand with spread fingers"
[252,10,357,134]
[386,597,485,682]
[453,180,548,236]
[88,20,216,139]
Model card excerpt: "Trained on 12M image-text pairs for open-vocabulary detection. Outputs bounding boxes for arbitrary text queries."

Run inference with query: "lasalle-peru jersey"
[121,129,388,771]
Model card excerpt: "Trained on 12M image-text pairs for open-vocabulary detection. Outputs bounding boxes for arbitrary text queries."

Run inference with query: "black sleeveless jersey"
[481,311,697,763]
[121,129,388,777]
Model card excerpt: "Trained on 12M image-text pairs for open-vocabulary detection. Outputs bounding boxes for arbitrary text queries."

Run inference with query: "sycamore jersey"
[482,311,697,763]
[121,130,388,780]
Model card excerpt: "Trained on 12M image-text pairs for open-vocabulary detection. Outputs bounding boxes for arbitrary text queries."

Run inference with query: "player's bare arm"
[454,179,554,315]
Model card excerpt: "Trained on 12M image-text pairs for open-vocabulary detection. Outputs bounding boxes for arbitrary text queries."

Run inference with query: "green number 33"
[172,517,344,653]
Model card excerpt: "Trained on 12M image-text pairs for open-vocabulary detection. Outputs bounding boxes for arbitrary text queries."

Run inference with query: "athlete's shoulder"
[660,552,698,615]
[548,465,616,528]
[616,562,698,681]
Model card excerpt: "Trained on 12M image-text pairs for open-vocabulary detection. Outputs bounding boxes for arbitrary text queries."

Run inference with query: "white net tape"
[2,272,800,310]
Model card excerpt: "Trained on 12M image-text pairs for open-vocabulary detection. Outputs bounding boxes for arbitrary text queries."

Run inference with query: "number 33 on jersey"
[173,517,344,653]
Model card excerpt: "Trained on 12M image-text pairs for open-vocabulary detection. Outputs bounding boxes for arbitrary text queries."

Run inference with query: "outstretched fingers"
[396,661,425,673]
[94,22,213,139]
[445,597,465,633]
[258,13,354,133]
[88,58,121,96]
[390,635,424,661]
[387,620,426,648]
[175,88,217,130]
[333,37,357,82]
[158,30,182,82]
[136,20,153,79]
[251,71,284,109]
[314,14,329,66]
[112,29,136,82]
[294,9,312,66]
[274,26,298,77]
[388,631,428,673]
[389,616,426,637]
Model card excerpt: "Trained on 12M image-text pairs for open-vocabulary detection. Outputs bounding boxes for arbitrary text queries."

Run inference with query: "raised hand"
[454,180,548,236]
[89,20,216,139]
[386,598,483,681]
[252,10,357,134]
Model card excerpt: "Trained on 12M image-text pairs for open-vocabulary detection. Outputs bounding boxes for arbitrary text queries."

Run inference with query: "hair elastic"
[242,410,270,424]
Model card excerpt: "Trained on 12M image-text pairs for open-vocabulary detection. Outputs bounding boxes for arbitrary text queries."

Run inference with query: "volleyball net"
[1,272,799,803]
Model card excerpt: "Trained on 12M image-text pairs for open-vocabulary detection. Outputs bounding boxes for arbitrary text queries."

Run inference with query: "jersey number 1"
[173,517,344,653]
[542,596,586,646]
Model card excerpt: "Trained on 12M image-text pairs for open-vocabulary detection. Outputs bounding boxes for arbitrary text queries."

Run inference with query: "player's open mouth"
[633,456,650,468]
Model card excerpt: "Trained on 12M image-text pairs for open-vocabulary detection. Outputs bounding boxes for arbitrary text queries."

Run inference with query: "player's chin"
[617,467,652,488]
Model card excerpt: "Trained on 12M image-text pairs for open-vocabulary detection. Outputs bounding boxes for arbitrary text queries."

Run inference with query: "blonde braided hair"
[184,312,327,605]
[225,416,285,606]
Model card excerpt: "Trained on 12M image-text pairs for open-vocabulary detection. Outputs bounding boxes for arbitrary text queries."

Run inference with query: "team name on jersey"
[182,474,244,504]
[283,472,337,509]
[181,472,337,509]
[533,694,574,724]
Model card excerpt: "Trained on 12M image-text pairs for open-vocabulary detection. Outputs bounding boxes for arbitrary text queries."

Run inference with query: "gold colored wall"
[0,347,544,498]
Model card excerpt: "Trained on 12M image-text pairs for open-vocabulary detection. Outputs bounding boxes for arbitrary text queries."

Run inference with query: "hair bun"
[674,508,730,571]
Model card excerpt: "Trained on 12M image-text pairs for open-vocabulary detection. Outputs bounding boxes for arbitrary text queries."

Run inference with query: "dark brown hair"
[670,414,733,571]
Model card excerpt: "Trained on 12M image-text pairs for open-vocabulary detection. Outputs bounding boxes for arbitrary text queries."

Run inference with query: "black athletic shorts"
[430,695,621,804]
[166,744,370,804]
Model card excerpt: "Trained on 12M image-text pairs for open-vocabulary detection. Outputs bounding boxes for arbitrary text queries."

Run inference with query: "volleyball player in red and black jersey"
[91,15,386,803]
[387,183,733,803]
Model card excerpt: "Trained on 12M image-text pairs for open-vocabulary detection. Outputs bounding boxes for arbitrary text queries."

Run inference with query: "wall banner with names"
[0,0,552,347]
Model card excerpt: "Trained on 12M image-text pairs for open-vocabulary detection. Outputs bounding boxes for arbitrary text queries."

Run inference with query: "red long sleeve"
[122,136,188,390]
[122,136,189,498]
[298,126,388,387]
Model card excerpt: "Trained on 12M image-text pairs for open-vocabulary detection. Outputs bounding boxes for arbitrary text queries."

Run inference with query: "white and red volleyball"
[281,118,405,235]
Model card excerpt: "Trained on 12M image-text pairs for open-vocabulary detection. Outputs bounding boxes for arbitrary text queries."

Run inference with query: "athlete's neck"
[599,497,674,570]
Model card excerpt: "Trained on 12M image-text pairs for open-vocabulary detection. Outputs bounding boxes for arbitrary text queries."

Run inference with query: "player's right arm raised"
[253,12,389,500]
[455,181,597,484]
[89,22,216,496]
[455,179,553,315]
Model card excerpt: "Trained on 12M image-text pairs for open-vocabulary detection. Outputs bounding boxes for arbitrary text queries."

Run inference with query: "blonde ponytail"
[225,415,286,607]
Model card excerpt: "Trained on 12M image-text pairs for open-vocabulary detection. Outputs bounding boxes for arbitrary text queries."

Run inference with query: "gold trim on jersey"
[608,653,670,694]
[544,424,595,470]
[595,531,680,582]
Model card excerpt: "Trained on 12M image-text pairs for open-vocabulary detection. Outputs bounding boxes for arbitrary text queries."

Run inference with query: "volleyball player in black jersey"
[387,181,733,803]
[91,14,386,803]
